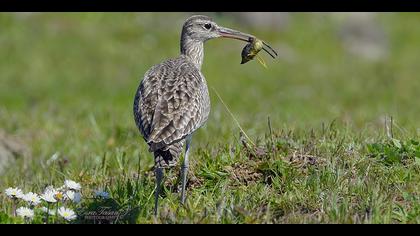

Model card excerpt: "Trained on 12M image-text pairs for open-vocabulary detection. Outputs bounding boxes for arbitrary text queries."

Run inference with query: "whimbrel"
[133,15,277,216]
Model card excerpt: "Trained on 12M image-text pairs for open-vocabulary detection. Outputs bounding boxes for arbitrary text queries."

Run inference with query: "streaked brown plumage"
[134,55,210,168]
[133,15,277,216]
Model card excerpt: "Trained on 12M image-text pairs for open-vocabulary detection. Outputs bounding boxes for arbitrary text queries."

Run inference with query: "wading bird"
[133,15,277,216]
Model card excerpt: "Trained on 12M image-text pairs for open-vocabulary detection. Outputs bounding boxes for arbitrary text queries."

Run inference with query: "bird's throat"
[180,38,204,70]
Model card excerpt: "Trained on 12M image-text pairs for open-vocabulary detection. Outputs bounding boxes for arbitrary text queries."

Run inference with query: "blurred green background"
[0,12,419,168]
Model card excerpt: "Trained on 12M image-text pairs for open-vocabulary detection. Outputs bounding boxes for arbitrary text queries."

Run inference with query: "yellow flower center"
[55,192,63,200]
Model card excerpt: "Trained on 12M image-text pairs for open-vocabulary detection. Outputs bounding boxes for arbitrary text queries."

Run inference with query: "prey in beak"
[241,38,266,67]
[218,26,278,61]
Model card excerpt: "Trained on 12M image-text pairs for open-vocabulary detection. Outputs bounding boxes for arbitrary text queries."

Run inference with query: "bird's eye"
[204,23,212,30]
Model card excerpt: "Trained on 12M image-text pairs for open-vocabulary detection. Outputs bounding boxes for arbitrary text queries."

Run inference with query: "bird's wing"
[134,64,160,142]
[136,59,206,151]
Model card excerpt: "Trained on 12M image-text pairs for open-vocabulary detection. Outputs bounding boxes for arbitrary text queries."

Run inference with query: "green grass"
[0,12,419,223]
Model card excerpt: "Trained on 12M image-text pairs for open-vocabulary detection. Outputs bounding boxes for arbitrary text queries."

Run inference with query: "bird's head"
[182,15,221,41]
[182,15,252,42]
[182,15,277,58]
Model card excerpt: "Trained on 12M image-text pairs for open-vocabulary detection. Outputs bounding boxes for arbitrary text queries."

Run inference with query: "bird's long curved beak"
[218,26,254,42]
[217,26,278,59]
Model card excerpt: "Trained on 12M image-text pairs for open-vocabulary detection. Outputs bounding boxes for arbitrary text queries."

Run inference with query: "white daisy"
[40,206,56,216]
[58,207,77,221]
[54,191,65,201]
[64,190,82,203]
[22,192,41,206]
[64,180,81,191]
[16,207,34,219]
[40,188,57,203]
[4,187,24,199]
[94,189,110,199]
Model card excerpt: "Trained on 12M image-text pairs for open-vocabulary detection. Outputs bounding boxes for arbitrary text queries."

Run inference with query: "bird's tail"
[153,140,185,168]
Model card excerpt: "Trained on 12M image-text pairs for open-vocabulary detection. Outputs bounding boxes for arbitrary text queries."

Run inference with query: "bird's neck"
[180,36,204,70]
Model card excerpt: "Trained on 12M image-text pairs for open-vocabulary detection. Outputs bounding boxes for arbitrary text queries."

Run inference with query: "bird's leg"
[180,136,192,205]
[154,167,163,217]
